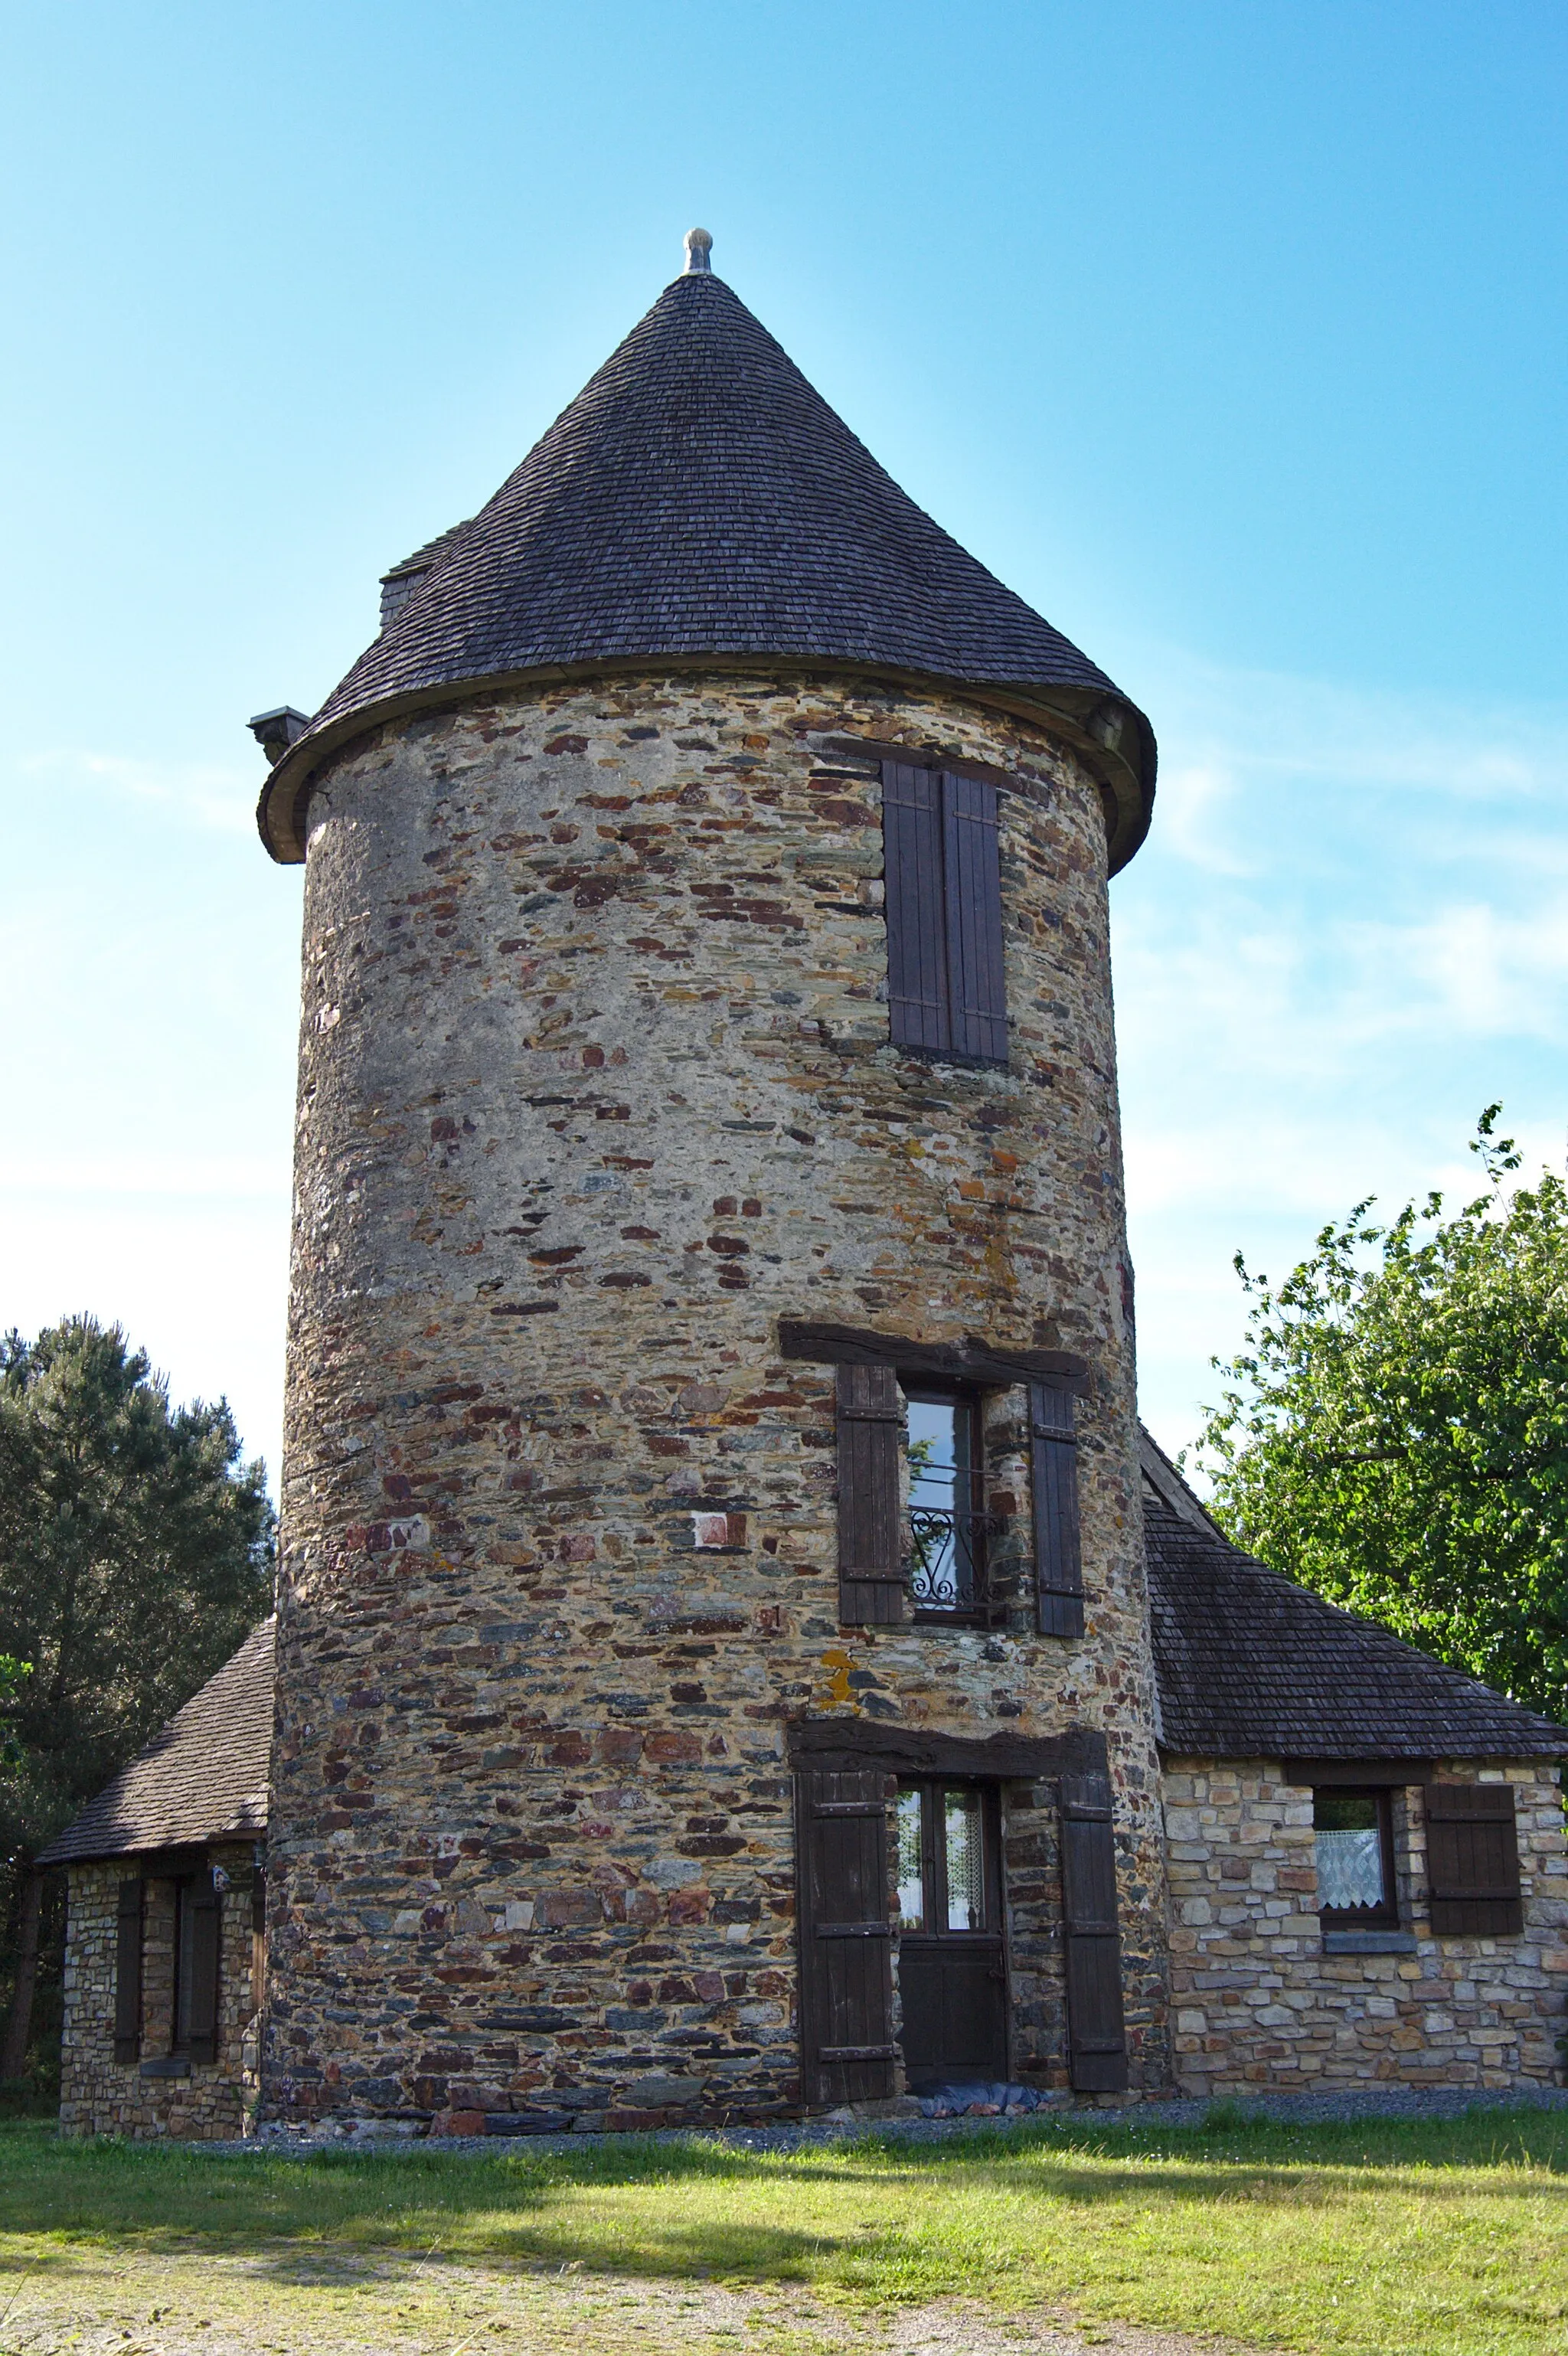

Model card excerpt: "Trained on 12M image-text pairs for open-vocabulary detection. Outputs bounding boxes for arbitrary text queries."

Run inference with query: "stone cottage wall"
[59,1843,261,2139]
[1164,1759,1567,2094]
[264,672,1168,2130]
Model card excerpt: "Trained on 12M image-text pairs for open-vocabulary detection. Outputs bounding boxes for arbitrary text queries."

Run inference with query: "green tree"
[0,1316,274,2086]
[1195,1109,1568,1727]
[0,1656,28,1771]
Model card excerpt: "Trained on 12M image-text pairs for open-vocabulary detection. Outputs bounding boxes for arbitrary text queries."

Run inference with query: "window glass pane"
[943,1787,986,1930]
[907,1396,978,1612]
[951,1399,975,1521]
[906,1400,959,1506]
[895,1789,926,1930]
[1314,1792,1386,1913]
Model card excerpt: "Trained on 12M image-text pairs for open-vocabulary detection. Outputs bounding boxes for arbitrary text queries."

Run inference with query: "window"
[905,1390,988,1620]
[883,761,1007,1064]
[1314,1789,1397,1930]
[832,1357,1082,1635]
[895,1783,995,1933]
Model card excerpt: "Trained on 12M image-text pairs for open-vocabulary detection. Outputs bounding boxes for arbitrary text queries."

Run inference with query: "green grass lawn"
[0,2106,1565,2355]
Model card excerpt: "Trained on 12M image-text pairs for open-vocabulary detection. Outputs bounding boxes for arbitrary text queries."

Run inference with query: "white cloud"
[1114,655,1568,1462]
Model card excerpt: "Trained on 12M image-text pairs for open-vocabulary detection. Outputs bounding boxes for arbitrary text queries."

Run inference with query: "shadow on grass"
[1,2103,1565,2297]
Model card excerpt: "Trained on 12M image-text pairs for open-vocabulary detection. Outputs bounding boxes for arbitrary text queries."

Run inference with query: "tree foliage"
[0,1316,275,1870]
[0,1658,28,1772]
[1194,1110,1568,1724]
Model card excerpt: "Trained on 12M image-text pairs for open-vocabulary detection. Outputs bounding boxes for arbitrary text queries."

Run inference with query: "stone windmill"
[251,230,1165,2131]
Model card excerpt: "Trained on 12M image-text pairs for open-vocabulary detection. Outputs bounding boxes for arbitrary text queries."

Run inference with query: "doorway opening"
[894,1780,1008,2088]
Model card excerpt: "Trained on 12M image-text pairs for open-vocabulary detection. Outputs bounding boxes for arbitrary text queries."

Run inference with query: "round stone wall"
[264,672,1166,2128]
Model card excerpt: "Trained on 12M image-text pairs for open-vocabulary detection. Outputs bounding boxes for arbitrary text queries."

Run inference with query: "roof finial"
[683,227,713,276]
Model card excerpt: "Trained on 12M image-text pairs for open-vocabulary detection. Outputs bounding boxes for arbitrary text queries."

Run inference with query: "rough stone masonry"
[264,675,1168,2129]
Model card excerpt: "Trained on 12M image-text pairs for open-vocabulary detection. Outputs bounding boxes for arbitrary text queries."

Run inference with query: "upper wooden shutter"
[943,773,1007,1063]
[795,1767,897,2106]
[1031,1384,1083,1639]
[1425,1783,1523,1936]
[884,761,950,1053]
[187,1867,222,2066]
[1060,1772,1128,2091]
[883,762,1007,1065]
[837,1362,905,1626]
[113,1877,143,2064]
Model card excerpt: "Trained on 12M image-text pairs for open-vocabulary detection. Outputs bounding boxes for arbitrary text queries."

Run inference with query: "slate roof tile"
[259,263,1154,864]
[37,1620,275,1864]
[1141,1440,1568,1760]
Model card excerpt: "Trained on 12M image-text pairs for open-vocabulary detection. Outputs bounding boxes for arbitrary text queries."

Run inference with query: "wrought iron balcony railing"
[905,1506,1009,1618]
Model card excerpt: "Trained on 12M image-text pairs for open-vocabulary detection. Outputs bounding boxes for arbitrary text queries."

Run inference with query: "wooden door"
[894,1782,1008,2089]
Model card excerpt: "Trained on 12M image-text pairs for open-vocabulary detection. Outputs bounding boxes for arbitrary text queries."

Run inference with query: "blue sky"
[4,1,1566,1483]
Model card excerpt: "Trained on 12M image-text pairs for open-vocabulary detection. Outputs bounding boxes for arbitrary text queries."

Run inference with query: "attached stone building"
[44,234,1568,2133]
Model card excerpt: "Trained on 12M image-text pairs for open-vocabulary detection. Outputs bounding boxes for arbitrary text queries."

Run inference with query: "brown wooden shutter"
[795,1767,897,2106]
[187,1868,221,2066]
[113,1877,143,2064]
[883,761,950,1054]
[1425,1783,1523,1935]
[942,772,1008,1064]
[837,1362,905,1626]
[1031,1384,1083,1639]
[1060,1772,1128,2091]
[883,762,1008,1067]
[250,1866,267,2015]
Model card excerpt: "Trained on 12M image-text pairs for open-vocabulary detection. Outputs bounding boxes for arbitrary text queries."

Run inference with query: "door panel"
[899,1936,1008,2087]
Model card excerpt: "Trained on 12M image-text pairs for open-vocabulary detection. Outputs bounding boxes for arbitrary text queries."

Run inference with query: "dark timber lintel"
[778,1318,1086,1392]
[786,1718,1109,1782]
[812,737,1025,792]
[1281,1759,1436,1788]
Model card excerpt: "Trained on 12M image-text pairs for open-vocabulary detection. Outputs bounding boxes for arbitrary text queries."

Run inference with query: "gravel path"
[211,2080,1568,2161]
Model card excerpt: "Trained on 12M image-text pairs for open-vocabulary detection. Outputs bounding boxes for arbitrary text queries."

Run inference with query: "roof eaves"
[255,661,1154,868]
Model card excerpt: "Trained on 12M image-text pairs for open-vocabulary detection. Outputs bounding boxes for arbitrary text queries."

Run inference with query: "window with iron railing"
[826,1344,1083,1638]
[904,1390,1004,1622]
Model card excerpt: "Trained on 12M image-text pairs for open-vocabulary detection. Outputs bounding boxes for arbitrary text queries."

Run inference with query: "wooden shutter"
[250,1866,267,2015]
[1425,1783,1523,1935]
[943,773,1007,1063]
[187,1868,221,2066]
[113,1877,143,2064]
[1032,1384,1083,1639]
[795,1767,897,2106]
[883,761,950,1054]
[1060,1773,1128,2091]
[837,1362,905,1626]
[883,762,1008,1067]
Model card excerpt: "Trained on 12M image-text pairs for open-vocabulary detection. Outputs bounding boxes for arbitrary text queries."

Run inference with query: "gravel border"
[198,2080,1568,2160]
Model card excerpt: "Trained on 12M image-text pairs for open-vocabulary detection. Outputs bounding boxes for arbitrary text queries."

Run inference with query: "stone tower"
[256,233,1164,2130]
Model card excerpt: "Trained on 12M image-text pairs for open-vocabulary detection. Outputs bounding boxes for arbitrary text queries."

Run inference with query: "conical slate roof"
[258,249,1155,864]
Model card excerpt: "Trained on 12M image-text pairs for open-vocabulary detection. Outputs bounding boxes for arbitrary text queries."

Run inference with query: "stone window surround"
[779,1319,1090,1638]
[123,1849,235,2078]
